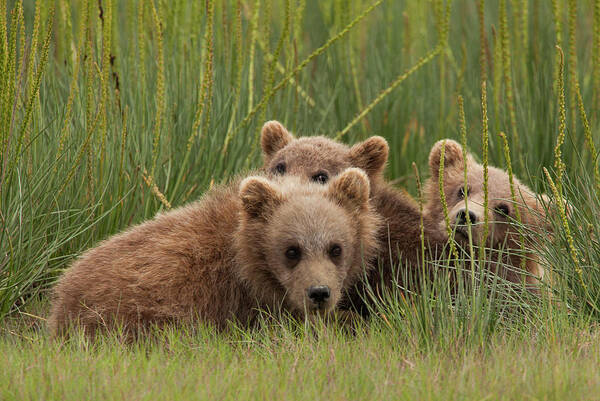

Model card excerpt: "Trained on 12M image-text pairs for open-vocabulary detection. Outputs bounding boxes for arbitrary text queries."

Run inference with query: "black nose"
[456,210,477,225]
[307,285,330,304]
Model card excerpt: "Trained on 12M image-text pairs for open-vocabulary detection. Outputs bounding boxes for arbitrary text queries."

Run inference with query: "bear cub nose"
[308,285,330,304]
[456,210,477,225]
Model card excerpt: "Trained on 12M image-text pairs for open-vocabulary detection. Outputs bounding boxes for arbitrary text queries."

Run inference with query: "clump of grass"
[337,45,442,139]
[172,0,215,202]
[543,168,587,297]
[233,0,384,140]
[1,0,600,348]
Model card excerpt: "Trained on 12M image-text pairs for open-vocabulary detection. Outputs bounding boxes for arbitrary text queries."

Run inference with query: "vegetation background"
[1,0,600,399]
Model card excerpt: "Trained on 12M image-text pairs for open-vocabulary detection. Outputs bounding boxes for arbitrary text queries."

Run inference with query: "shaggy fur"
[260,121,449,315]
[424,139,550,286]
[48,169,381,336]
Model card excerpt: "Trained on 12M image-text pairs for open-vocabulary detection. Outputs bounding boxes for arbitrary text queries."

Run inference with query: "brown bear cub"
[49,169,381,336]
[424,139,549,286]
[260,121,449,315]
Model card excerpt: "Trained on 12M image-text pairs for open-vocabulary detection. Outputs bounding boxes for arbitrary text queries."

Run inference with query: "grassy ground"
[1,0,600,399]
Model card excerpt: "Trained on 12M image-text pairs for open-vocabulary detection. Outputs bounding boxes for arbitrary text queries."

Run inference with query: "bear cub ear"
[261,120,294,159]
[349,136,389,178]
[328,168,371,213]
[240,176,283,219]
[428,139,465,177]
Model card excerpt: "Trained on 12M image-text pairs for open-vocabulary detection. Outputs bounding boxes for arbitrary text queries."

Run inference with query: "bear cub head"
[235,168,381,317]
[260,120,389,188]
[425,139,549,280]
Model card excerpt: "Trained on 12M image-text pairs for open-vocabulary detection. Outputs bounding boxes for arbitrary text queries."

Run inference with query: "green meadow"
[1,0,600,399]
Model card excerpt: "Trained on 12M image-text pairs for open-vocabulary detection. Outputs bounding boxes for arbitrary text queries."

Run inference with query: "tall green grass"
[0,0,599,346]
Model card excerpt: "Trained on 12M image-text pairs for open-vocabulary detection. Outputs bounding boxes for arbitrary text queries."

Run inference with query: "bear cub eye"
[274,162,286,175]
[312,172,329,184]
[285,246,301,261]
[329,244,342,258]
[494,203,510,217]
[458,186,471,199]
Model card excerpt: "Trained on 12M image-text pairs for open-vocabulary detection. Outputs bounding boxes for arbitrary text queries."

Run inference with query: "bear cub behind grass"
[49,169,381,336]
[260,121,449,314]
[425,139,550,287]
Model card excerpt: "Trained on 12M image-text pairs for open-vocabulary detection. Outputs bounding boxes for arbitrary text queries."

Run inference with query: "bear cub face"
[425,139,548,249]
[236,168,381,316]
[260,120,389,186]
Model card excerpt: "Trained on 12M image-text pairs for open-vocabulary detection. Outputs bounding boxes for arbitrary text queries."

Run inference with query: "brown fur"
[424,139,550,286]
[260,121,449,314]
[48,169,381,336]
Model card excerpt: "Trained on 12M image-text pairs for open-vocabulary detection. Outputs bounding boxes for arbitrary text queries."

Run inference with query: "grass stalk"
[137,0,145,86]
[412,162,426,267]
[150,0,165,179]
[499,0,519,155]
[492,25,502,137]
[554,46,567,195]
[552,0,563,95]
[255,37,315,107]
[567,0,577,137]
[99,0,113,185]
[575,83,600,194]
[247,0,260,114]
[222,0,243,155]
[478,0,487,82]
[595,0,600,118]
[1,3,19,164]
[499,132,526,270]
[254,0,291,154]
[458,96,475,266]
[56,0,88,169]
[438,140,459,260]
[481,80,490,248]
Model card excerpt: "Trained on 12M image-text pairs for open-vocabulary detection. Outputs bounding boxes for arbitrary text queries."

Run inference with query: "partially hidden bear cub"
[48,168,381,336]
[260,121,449,314]
[424,139,549,286]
